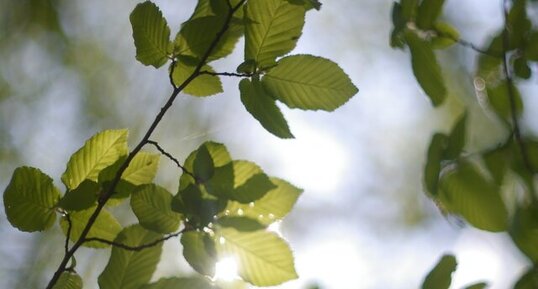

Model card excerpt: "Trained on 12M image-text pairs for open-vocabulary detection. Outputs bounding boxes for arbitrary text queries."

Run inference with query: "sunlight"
[214,257,239,282]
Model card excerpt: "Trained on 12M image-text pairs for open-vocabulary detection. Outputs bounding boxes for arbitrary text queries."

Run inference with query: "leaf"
[514,268,538,289]
[445,112,467,160]
[431,22,460,49]
[140,277,217,289]
[179,142,232,190]
[239,78,294,139]
[130,1,171,68]
[463,282,488,289]
[231,172,276,203]
[3,166,60,232]
[130,184,181,234]
[483,144,511,186]
[122,152,160,186]
[401,0,419,20]
[204,163,235,198]
[61,206,122,248]
[486,80,523,121]
[215,227,298,286]
[217,216,266,232]
[245,0,305,69]
[171,57,223,97]
[405,31,446,106]
[424,133,447,196]
[510,205,538,262]
[225,178,302,225]
[286,0,322,10]
[181,231,217,276]
[416,0,445,29]
[507,0,531,49]
[58,180,99,211]
[98,225,163,289]
[52,272,83,289]
[421,254,457,289]
[439,162,508,232]
[62,129,129,190]
[390,2,406,49]
[173,184,223,228]
[527,31,538,61]
[194,144,215,181]
[514,56,531,79]
[262,54,358,111]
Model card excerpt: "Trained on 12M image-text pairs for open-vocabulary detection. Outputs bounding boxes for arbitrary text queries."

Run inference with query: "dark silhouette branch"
[84,229,186,252]
[200,70,253,77]
[147,139,197,180]
[64,213,72,255]
[45,2,246,288]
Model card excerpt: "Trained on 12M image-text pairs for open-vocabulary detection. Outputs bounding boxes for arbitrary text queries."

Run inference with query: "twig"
[435,30,501,57]
[84,229,185,252]
[44,1,246,288]
[146,140,197,180]
[199,70,253,77]
[169,59,178,89]
[64,213,72,255]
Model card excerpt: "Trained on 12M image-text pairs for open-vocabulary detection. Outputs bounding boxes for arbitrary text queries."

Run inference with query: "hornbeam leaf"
[445,112,467,160]
[225,178,302,225]
[122,152,160,186]
[58,180,99,212]
[98,225,163,289]
[171,57,223,97]
[262,54,358,111]
[286,0,322,11]
[510,205,538,262]
[130,1,171,68]
[424,133,447,196]
[215,227,297,286]
[245,0,305,68]
[431,22,460,49]
[179,142,232,190]
[140,277,217,289]
[463,282,488,289]
[131,184,181,234]
[240,78,294,139]
[52,272,83,289]
[181,231,217,276]
[194,144,215,181]
[421,254,457,289]
[62,129,129,190]
[486,80,523,121]
[416,0,445,29]
[60,206,122,248]
[227,161,276,203]
[3,166,60,232]
[514,268,538,289]
[405,31,446,106]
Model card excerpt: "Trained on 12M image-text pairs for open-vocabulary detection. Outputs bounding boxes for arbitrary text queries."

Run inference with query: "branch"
[435,30,501,57]
[64,213,72,255]
[501,0,538,205]
[147,140,197,180]
[199,70,253,77]
[84,229,186,252]
[45,2,246,288]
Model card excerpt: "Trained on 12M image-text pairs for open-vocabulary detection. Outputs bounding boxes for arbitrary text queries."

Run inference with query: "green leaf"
[431,22,460,49]
[62,129,129,190]
[476,34,503,82]
[225,178,301,225]
[463,282,488,289]
[421,254,457,289]
[173,184,223,227]
[194,144,215,181]
[239,78,294,139]
[405,31,446,106]
[130,184,181,234]
[231,172,276,203]
[526,31,538,61]
[514,56,531,79]
[140,277,217,289]
[98,225,163,289]
[507,0,531,49]
[181,231,217,276]
[52,272,83,289]
[445,112,467,160]
[416,0,445,29]
[514,268,538,289]
[439,162,508,232]
[483,143,511,186]
[205,163,235,198]
[3,166,60,232]
[58,180,99,211]
[215,227,297,286]
[486,80,523,121]
[424,133,447,196]
[61,206,122,248]
[179,142,232,190]
[510,205,538,262]
[217,216,266,232]
[121,152,160,186]
[262,54,358,111]
[401,0,419,20]
[245,0,305,69]
[171,56,223,97]
[130,1,171,68]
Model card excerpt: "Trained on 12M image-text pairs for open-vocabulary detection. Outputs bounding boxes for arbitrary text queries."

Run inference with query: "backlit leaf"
[61,206,122,248]
[179,142,232,190]
[194,144,215,181]
[445,112,467,160]
[131,184,181,234]
[514,268,538,289]
[3,166,60,232]
[421,254,457,289]
[171,57,223,97]
[58,180,99,211]
[140,277,217,289]
[286,0,322,11]
[217,216,266,232]
[262,54,358,111]
[227,160,276,203]
[52,272,83,289]
[527,31,538,61]
[181,231,217,276]
[122,152,160,186]
[424,133,447,196]
[510,205,538,262]
[416,0,445,29]
[431,22,459,49]
[486,80,523,121]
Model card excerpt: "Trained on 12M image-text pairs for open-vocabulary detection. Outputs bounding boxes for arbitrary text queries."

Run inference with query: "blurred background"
[0,0,536,288]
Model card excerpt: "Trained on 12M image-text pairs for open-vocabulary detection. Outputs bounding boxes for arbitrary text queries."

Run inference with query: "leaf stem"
[199,70,253,77]
[147,140,196,179]
[84,228,187,252]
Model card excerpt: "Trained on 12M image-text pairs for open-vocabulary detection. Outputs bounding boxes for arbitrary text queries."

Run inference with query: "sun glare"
[214,257,239,282]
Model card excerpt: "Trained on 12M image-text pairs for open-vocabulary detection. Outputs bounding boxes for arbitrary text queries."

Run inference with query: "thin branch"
[169,59,178,89]
[501,0,538,205]
[45,2,246,288]
[435,31,501,57]
[147,140,197,180]
[199,70,253,77]
[84,229,185,252]
[64,213,72,255]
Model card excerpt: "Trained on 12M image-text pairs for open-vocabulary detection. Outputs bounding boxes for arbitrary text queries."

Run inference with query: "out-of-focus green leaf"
[62,129,129,190]
[217,216,266,232]
[445,112,467,160]
[130,1,171,68]
[262,54,358,111]
[140,277,218,289]
[286,0,322,10]
[486,80,523,121]
[245,0,305,69]
[421,254,457,289]
[463,282,488,289]
[131,184,181,234]
[527,31,538,61]
[98,225,163,289]
[3,166,60,232]
[416,0,445,29]
[439,162,508,232]
[181,231,217,276]
[401,0,418,20]
[390,2,406,49]
[510,205,538,262]
[507,0,531,49]
[215,227,297,286]
[194,144,215,181]
[239,77,294,139]
[405,31,446,106]
[514,267,538,289]
[476,34,503,83]
[424,133,447,196]
[514,56,531,79]
[483,143,511,185]
[52,272,83,289]
[431,22,459,49]
[171,56,223,97]
[60,206,122,248]
[58,180,99,211]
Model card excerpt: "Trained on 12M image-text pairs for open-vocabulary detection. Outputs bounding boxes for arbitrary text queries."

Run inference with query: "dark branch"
[147,140,197,180]
[199,70,253,77]
[434,30,501,57]
[84,230,185,252]
[64,213,72,255]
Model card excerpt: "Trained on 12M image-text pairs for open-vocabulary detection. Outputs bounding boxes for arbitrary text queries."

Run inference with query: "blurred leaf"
[171,56,223,97]
[445,112,467,160]
[217,216,266,231]
[245,0,305,68]
[424,133,447,196]
[262,54,358,111]
[483,143,511,185]
[131,184,181,234]
[239,76,294,139]
[216,227,297,286]
[514,56,531,79]
[194,144,215,181]
[416,0,445,29]
[3,166,60,232]
[507,0,531,49]
[52,272,83,289]
[463,282,488,289]
[58,180,99,212]
[405,31,446,106]
[486,80,523,121]
[527,31,538,61]
[439,162,508,232]
[390,2,406,48]
[130,1,171,68]
[510,205,538,262]
[61,206,122,248]
[286,0,322,11]
[476,34,503,82]
[431,22,459,49]
[140,277,217,289]
[514,267,538,289]
[421,254,457,289]
[401,0,419,20]
[98,225,163,289]
[62,129,129,190]
[181,231,217,276]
